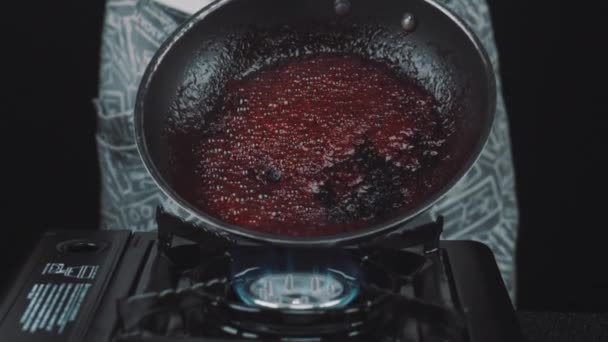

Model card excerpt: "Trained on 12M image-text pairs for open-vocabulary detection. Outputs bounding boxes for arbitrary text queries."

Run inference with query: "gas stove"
[0,208,522,341]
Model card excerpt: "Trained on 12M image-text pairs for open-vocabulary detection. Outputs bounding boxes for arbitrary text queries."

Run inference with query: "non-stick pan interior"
[136,0,495,242]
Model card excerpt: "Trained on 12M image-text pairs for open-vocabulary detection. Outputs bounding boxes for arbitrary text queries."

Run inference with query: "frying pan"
[135,0,496,246]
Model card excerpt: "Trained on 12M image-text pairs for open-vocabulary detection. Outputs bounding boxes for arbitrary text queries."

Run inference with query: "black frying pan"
[135,0,496,246]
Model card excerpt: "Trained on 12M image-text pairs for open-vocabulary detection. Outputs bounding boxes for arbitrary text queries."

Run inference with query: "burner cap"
[240,270,357,310]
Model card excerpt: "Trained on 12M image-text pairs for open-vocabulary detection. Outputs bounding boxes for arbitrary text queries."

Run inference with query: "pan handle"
[151,0,359,19]
[150,0,215,15]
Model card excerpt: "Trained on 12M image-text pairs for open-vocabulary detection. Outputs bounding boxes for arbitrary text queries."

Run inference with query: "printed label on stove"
[15,263,99,335]
[19,282,92,334]
[41,263,99,280]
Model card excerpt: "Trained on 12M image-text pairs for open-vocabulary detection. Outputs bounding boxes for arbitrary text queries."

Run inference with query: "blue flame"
[230,248,360,309]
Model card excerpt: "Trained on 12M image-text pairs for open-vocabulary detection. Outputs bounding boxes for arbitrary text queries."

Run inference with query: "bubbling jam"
[168,54,451,237]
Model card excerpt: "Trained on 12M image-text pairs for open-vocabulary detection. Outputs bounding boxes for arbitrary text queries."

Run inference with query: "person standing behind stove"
[95,0,519,301]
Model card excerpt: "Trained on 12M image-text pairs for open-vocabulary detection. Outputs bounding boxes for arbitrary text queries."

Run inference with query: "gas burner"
[235,268,359,310]
[117,265,463,341]
[230,247,361,310]
[112,209,469,341]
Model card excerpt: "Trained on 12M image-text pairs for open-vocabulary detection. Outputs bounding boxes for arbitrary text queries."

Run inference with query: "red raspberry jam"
[168,54,450,237]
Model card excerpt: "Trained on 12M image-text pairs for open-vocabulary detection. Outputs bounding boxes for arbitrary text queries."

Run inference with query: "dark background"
[1,0,606,312]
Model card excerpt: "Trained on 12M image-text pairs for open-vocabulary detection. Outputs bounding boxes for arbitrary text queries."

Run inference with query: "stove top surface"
[0,210,522,342]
